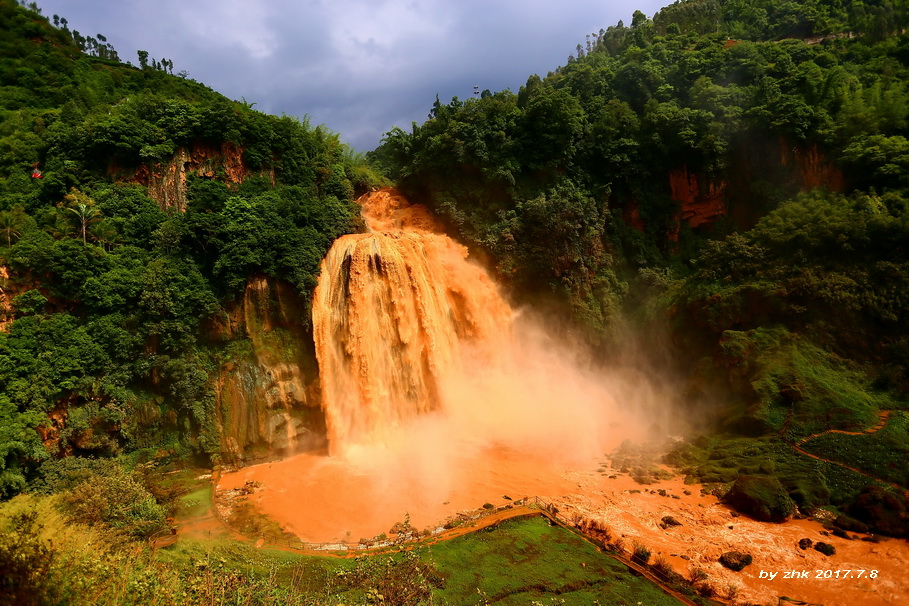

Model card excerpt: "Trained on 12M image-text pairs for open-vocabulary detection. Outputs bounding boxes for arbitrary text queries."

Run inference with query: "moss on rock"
[724,475,796,522]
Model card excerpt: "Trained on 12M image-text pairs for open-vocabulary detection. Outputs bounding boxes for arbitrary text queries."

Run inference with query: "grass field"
[157,511,688,605]
[0,482,686,606]
[426,515,685,605]
[802,411,909,488]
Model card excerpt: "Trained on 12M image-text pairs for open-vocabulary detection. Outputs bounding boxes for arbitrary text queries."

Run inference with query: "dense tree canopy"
[371,0,909,534]
[0,0,377,495]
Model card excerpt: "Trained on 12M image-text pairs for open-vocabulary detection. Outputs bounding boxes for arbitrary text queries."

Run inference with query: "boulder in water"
[719,550,753,571]
[723,475,796,522]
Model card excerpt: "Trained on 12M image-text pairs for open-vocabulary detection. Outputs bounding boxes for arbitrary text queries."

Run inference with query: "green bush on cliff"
[190,183,359,299]
[684,190,909,352]
[708,327,890,440]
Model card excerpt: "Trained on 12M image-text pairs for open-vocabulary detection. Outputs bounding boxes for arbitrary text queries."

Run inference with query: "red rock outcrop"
[622,199,646,232]
[0,266,46,332]
[626,140,845,238]
[0,266,14,331]
[111,141,275,211]
[36,407,67,454]
[778,139,845,192]
[667,166,728,240]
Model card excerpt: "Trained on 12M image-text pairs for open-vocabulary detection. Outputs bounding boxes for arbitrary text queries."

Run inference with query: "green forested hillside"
[371,1,909,327]
[371,0,909,534]
[2,0,909,561]
[651,0,908,40]
[0,0,385,497]
[2,0,909,603]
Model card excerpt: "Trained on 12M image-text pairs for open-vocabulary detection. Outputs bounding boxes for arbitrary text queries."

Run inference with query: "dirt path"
[795,410,894,447]
[789,410,908,495]
[790,442,909,496]
[419,505,537,545]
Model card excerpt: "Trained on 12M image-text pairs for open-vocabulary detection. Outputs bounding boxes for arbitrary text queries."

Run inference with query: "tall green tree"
[63,189,100,245]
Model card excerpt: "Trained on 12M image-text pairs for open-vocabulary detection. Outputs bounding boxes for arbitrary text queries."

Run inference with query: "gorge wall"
[657,139,844,238]
[211,275,325,465]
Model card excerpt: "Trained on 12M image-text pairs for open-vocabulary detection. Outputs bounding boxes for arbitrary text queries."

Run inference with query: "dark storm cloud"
[35,0,668,150]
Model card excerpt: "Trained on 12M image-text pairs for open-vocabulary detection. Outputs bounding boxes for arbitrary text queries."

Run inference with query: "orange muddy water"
[218,189,909,606]
[219,445,581,541]
[222,188,656,539]
[555,472,909,606]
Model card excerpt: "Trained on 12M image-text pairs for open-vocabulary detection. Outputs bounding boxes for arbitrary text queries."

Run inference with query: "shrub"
[687,566,708,584]
[61,466,167,539]
[649,555,674,580]
[650,556,686,585]
[0,510,58,606]
[632,541,652,565]
[31,457,121,494]
[11,289,47,315]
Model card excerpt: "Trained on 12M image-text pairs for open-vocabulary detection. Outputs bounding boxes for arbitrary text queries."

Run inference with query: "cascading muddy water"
[220,188,664,543]
[312,189,512,452]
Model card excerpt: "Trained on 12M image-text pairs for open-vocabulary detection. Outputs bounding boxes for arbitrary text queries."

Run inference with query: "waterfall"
[223,189,658,543]
[312,189,512,452]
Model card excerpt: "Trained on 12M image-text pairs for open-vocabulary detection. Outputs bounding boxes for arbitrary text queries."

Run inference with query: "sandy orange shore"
[219,450,909,606]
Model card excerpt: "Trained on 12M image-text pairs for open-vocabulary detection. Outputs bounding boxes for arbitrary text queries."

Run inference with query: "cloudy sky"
[36,0,668,151]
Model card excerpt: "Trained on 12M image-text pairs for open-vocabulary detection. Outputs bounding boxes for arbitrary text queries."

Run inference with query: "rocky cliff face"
[621,200,646,233]
[777,140,845,191]
[658,139,844,238]
[211,276,326,465]
[667,166,728,240]
[0,266,15,331]
[111,141,276,211]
